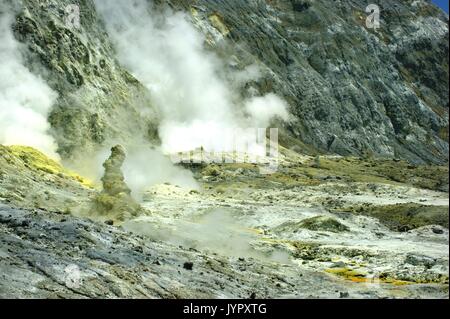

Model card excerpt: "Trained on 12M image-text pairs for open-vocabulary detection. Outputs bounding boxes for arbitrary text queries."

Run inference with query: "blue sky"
[432,0,449,13]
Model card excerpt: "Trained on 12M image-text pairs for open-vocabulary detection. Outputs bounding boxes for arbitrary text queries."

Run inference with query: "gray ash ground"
[1,151,448,298]
[1,204,447,299]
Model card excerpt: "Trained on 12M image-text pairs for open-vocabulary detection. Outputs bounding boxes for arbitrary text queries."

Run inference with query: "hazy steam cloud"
[124,208,259,257]
[0,7,59,159]
[124,208,291,262]
[122,146,199,200]
[69,143,199,200]
[245,93,290,127]
[94,0,290,154]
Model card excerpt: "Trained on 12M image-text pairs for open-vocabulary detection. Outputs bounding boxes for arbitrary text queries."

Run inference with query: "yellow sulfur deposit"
[325,268,411,285]
[6,145,95,188]
[208,13,230,36]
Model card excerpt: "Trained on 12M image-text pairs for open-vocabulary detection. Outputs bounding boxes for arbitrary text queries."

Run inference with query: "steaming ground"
[1,146,448,298]
[125,173,449,290]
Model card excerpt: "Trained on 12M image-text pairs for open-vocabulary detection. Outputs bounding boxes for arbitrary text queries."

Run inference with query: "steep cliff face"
[6,0,160,160]
[4,0,449,164]
[166,0,449,164]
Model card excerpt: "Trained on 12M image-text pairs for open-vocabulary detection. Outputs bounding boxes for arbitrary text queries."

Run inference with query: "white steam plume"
[245,93,290,127]
[124,208,292,262]
[67,142,199,200]
[94,0,290,154]
[0,7,59,159]
[122,146,199,200]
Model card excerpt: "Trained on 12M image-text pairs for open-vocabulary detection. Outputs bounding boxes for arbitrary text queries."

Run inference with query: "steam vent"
[93,145,141,221]
[0,0,448,302]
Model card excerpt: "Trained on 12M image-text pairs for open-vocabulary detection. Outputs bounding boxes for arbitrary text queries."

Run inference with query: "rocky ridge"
[4,0,449,163]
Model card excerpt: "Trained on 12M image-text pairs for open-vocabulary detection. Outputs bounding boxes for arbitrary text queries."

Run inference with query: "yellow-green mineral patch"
[6,145,94,188]
[208,13,230,36]
[325,267,411,285]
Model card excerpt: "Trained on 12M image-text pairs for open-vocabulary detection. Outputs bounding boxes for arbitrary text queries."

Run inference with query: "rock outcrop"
[0,145,93,213]
[92,145,141,221]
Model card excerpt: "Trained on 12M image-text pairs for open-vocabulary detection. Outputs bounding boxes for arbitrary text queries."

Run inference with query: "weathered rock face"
[7,0,449,164]
[167,0,449,164]
[8,0,159,160]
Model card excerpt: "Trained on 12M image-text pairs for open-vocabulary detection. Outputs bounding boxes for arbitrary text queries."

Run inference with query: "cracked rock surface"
[1,204,447,299]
